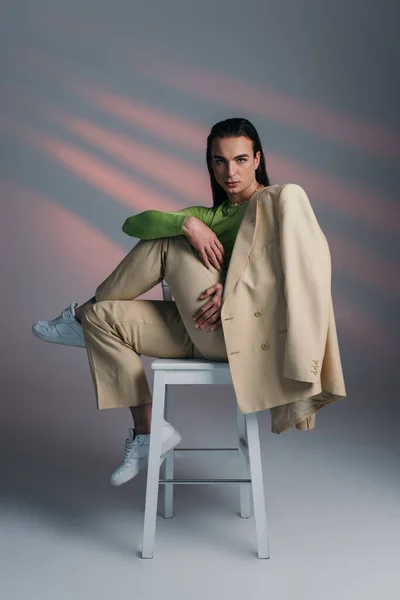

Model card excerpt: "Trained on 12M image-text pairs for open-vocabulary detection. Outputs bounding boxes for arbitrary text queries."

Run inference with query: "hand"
[193,283,223,331]
[182,216,225,271]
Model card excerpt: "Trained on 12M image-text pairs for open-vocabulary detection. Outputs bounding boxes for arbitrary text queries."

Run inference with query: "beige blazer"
[220,183,347,434]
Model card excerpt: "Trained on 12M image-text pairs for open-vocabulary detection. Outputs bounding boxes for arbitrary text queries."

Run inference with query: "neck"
[227,181,262,205]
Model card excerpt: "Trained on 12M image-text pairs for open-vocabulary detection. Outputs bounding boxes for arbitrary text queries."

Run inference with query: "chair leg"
[236,404,252,519]
[141,370,166,559]
[163,385,174,519]
[245,411,270,559]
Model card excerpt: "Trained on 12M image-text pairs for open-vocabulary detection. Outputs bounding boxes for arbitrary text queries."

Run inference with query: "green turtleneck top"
[122,198,251,272]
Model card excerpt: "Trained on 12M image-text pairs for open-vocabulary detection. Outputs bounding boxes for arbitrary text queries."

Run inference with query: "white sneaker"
[32,302,86,347]
[110,422,182,487]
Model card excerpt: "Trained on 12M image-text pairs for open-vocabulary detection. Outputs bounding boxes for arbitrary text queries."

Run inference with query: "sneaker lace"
[122,437,140,462]
[61,304,74,320]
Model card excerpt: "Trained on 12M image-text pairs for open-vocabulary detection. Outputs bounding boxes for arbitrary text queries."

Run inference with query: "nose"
[227,162,237,177]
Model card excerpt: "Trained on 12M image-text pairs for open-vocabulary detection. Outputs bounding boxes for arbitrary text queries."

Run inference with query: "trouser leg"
[94,236,228,361]
[81,299,197,409]
[81,236,228,409]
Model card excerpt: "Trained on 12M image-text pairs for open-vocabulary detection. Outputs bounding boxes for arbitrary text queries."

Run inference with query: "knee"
[80,301,109,330]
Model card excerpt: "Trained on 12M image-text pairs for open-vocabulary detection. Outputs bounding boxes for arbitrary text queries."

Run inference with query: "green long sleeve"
[122,198,251,271]
[122,206,211,239]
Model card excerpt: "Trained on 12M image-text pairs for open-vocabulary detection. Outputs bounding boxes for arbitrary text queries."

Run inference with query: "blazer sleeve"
[277,183,331,383]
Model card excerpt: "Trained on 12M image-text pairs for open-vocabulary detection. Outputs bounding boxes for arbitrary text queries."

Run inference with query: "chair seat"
[151,358,229,370]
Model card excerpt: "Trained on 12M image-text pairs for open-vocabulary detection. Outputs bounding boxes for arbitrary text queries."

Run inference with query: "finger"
[193,298,214,320]
[210,317,222,331]
[207,247,221,271]
[194,292,219,320]
[215,239,225,255]
[195,305,218,326]
[199,285,217,300]
[211,243,224,269]
[200,251,211,270]
[196,309,220,328]
[203,312,221,330]
[211,242,224,268]
[195,305,216,325]
[193,305,210,321]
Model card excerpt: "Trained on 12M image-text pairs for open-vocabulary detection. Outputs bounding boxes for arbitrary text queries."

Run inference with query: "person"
[32,117,271,486]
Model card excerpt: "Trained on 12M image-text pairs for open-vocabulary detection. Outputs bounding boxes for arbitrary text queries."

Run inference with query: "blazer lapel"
[222,191,260,306]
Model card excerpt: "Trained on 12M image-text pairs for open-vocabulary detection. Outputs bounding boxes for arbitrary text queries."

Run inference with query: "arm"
[122,206,210,239]
[278,184,331,383]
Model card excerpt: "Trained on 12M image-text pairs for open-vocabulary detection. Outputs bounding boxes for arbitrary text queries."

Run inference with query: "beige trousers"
[81,235,229,410]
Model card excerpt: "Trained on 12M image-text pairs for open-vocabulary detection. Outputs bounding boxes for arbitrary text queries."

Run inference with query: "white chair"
[141,280,269,559]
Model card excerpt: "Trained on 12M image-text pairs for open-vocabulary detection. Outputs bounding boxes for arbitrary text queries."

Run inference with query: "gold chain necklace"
[222,182,264,217]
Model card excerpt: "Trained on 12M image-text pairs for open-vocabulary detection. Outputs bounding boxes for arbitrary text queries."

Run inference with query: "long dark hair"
[206,117,271,208]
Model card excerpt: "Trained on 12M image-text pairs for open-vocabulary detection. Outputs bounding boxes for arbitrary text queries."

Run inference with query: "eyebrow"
[212,153,250,159]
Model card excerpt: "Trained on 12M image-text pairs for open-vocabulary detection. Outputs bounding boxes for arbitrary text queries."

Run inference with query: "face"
[210,136,261,197]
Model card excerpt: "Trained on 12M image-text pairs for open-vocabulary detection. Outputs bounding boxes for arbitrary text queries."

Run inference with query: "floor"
[1,382,398,600]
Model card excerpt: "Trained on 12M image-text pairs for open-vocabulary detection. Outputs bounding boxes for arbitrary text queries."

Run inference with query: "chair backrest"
[161,279,173,301]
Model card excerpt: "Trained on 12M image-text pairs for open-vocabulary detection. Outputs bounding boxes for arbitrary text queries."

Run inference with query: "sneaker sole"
[32,325,86,348]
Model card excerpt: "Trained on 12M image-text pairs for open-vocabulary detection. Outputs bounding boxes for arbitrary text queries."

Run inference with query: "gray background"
[1,1,399,598]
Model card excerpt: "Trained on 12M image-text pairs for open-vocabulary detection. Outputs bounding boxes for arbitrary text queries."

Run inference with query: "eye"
[215,158,246,164]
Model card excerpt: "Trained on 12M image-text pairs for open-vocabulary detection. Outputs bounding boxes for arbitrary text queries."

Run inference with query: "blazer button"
[261,343,269,350]
[254,311,262,317]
